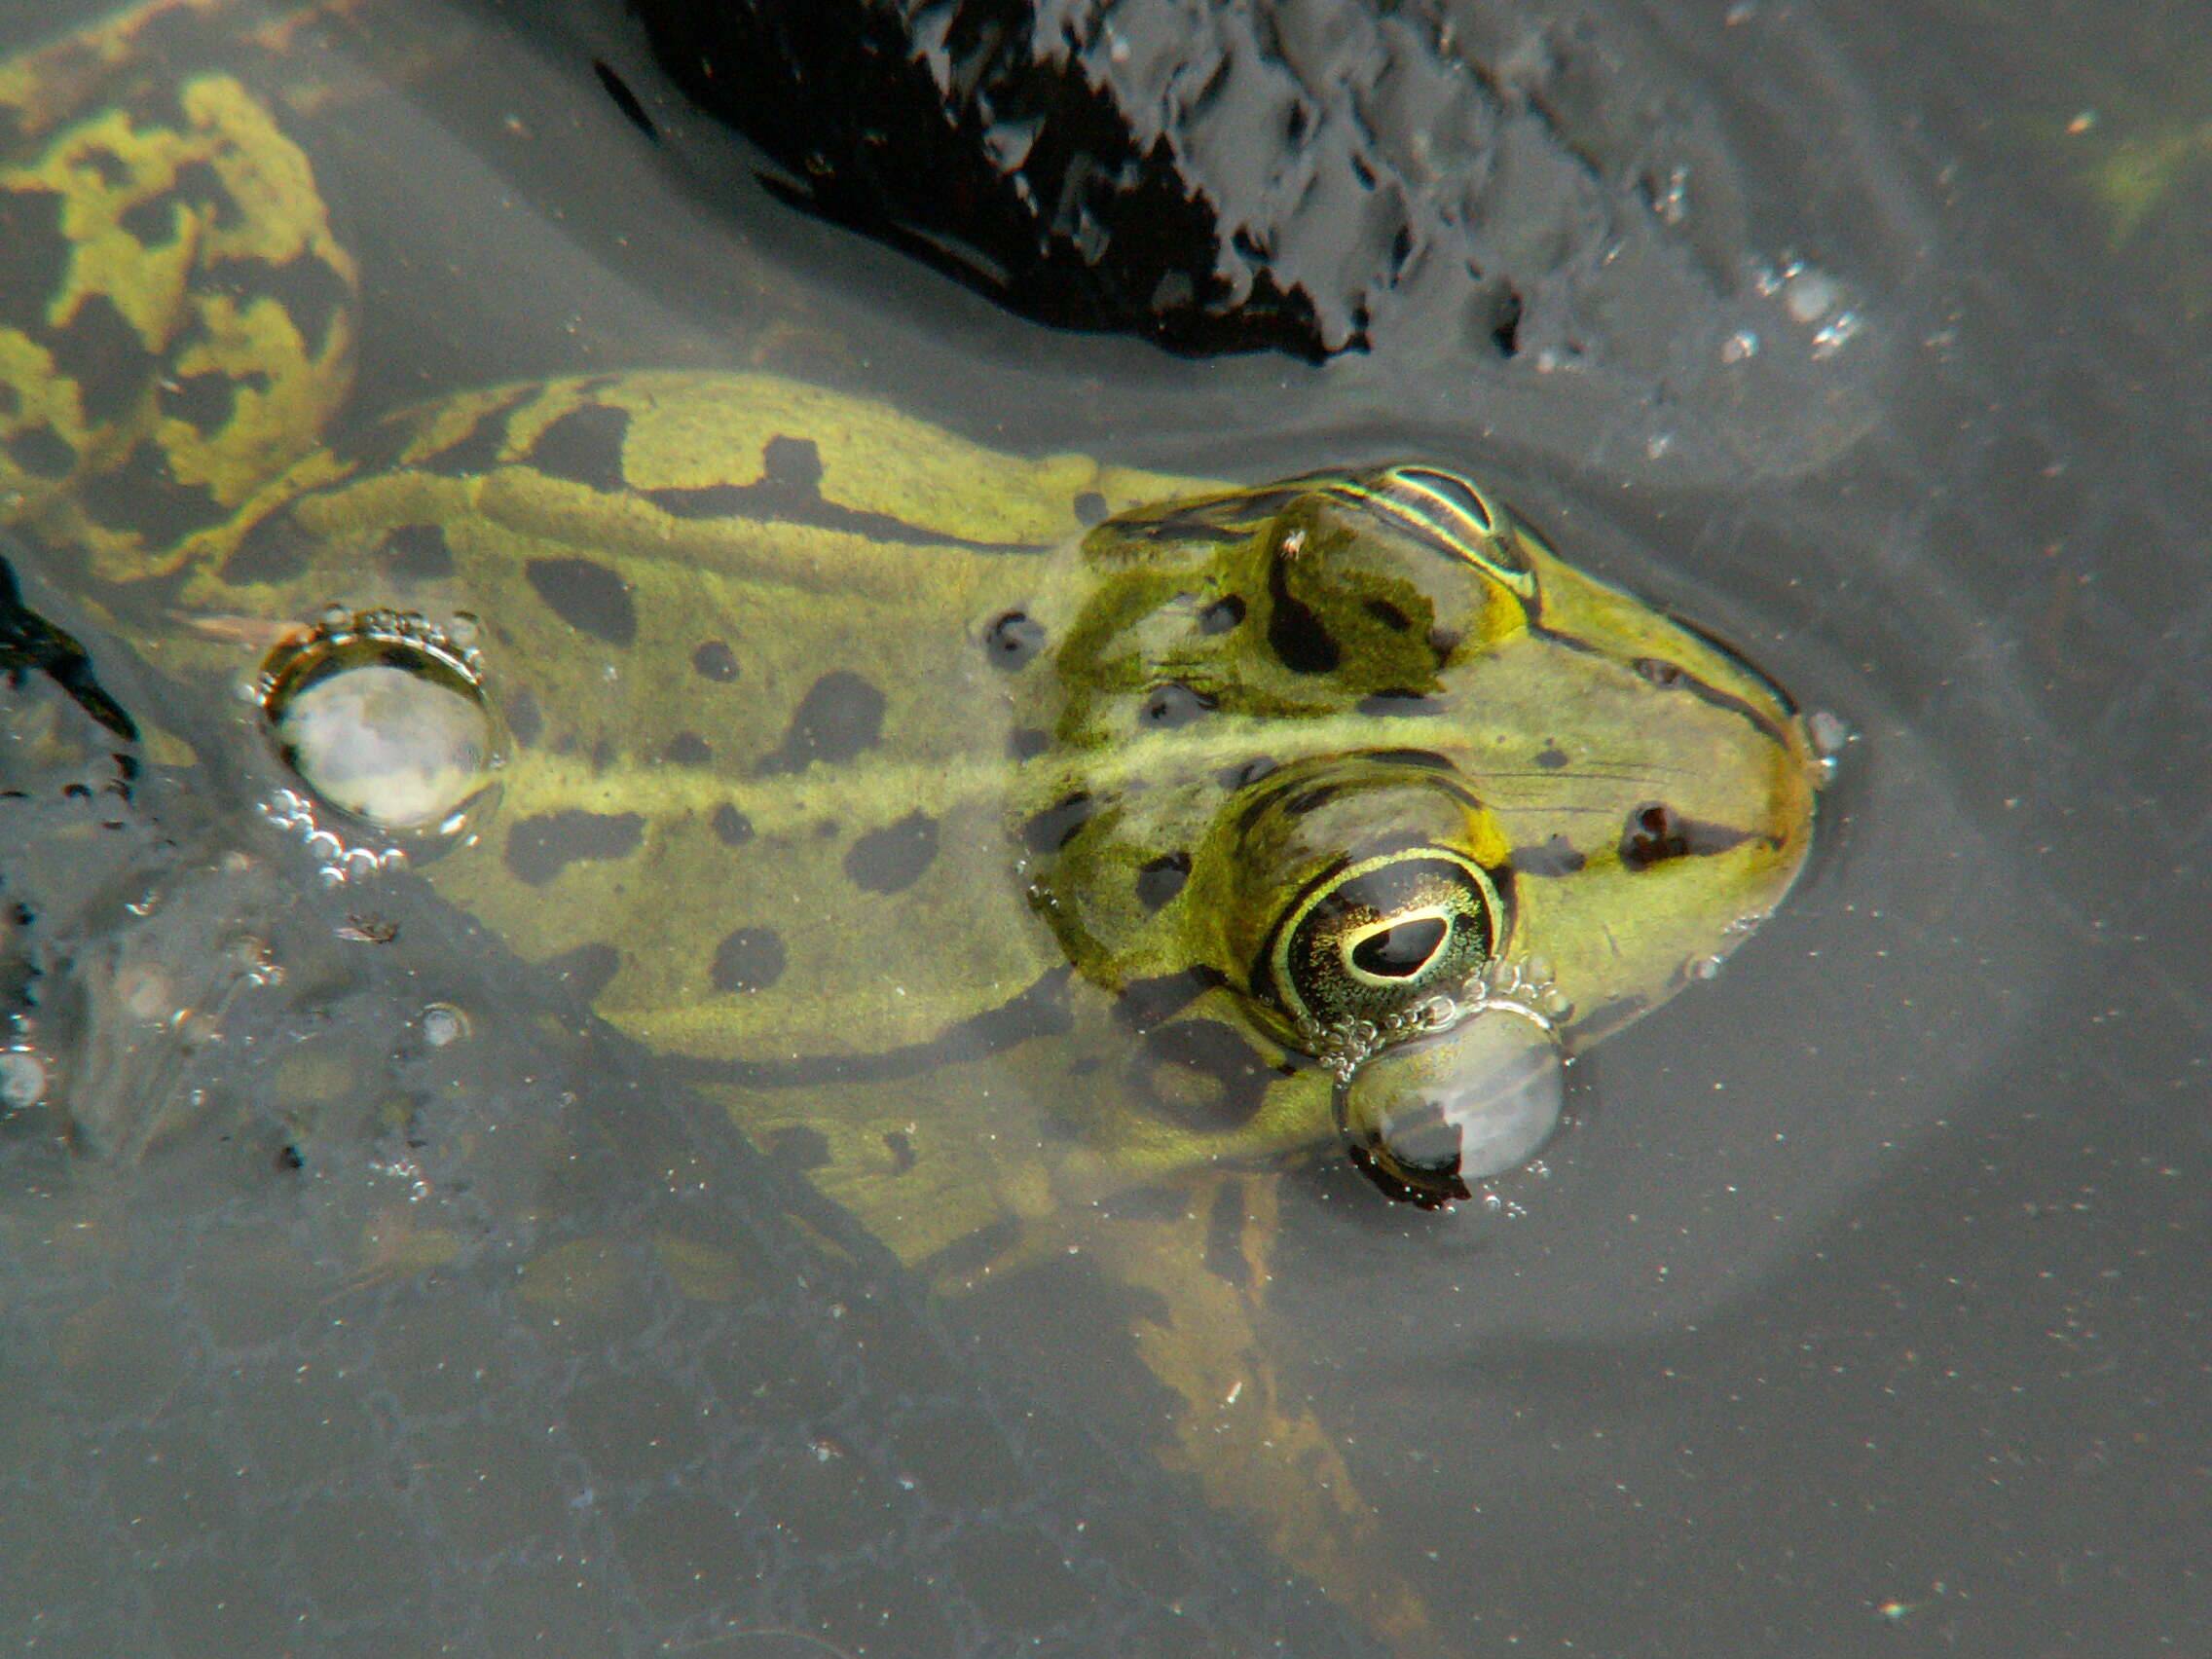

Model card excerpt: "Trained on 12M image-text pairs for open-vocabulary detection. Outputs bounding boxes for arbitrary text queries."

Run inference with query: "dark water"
[3,1,2206,1655]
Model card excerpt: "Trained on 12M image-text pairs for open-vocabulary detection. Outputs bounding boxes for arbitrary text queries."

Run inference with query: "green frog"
[2,4,1825,1651]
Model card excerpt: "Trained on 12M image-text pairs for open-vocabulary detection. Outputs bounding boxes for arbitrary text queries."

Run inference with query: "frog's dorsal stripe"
[657,967,1074,1088]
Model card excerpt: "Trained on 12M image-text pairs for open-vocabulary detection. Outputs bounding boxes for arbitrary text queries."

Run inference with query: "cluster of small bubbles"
[0,1046,49,1110]
[371,1149,431,1201]
[420,1003,470,1049]
[1811,312,1863,358]
[1309,955,1572,1079]
[221,932,282,989]
[1650,164,1690,226]
[258,787,412,887]
[1750,257,1863,360]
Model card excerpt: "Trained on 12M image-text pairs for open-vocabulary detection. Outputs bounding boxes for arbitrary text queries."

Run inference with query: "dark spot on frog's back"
[691,640,739,682]
[419,396,520,476]
[712,926,787,992]
[220,504,312,588]
[1073,490,1108,525]
[79,440,226,543]
[1618,801,1759,871]
[219,249,352,360]
[117,192,181,247]
[525,401,631,494]
[1265,567,1341,675]
[1134,852,1190,911]
[0,188,67,333]
[1533,744,1568,771]
[156,371,238,435]
[525,556,636,647]
[503,809,644,886]
[1022,792,1096,854]
[756,671,886,774]
[663,731,712,766]
[711,802,756,845]
[844,811,939,895]
[6,428,75,481]
[48,293,153,425]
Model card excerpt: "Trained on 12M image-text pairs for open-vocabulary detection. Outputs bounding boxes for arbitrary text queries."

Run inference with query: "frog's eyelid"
[1320,468,1539,600]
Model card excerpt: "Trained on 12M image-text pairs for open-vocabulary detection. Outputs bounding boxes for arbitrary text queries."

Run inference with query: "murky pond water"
[2,2,2204,1656]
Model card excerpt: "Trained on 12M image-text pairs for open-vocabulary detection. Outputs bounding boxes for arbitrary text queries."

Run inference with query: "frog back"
[156,371,1200,1060]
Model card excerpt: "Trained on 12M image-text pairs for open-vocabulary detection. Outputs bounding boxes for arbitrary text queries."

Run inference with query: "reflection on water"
[3,0,2208,1655]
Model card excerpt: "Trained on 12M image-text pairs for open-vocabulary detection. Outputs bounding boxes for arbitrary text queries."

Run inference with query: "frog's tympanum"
[3,6,1825,1653]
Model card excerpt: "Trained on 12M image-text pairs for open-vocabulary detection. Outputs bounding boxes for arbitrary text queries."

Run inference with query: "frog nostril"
[983,610,1045,668]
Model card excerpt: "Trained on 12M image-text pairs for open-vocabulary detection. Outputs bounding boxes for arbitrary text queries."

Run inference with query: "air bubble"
[259,609,498,832]
[1783,269,1839,325]
[421,1004,470,1049]
[1806,709,1854,782]
[0,1048,48,1109]
[1339,1009,1566,1206]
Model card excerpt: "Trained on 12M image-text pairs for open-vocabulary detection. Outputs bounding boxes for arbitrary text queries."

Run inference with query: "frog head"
[1011,464,1823,1203]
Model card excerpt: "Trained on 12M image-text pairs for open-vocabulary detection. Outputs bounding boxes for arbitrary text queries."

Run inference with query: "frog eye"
[1323,465,1537,599]
[1270,850,1502,1036]
[1337,1009,1566,1206]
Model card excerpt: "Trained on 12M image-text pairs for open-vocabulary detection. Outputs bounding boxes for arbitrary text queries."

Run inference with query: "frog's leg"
[1082,1168,1452,1659]
[0,0,357,583]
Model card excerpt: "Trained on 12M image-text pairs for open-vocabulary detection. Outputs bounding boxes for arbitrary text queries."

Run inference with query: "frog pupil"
[1347,916,1447,979]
